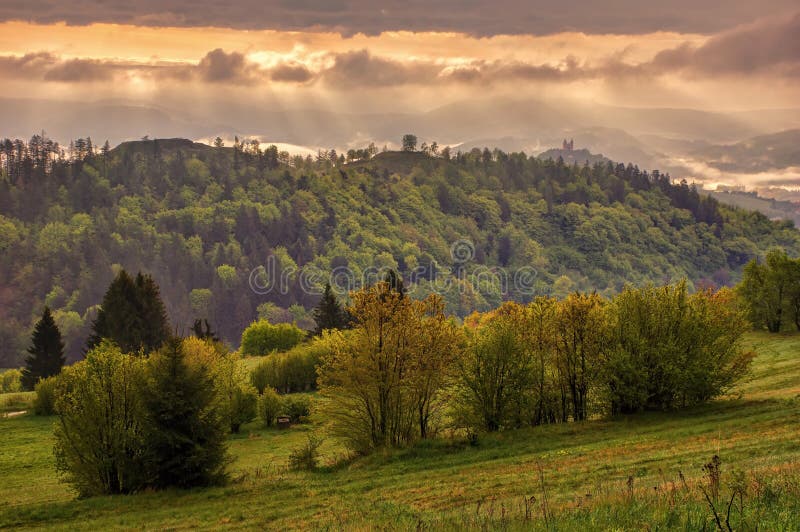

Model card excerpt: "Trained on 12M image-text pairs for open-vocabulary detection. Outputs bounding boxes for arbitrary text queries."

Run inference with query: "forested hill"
[1,135,799,365]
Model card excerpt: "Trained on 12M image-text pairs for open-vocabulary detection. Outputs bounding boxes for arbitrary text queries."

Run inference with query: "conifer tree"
[141,338,229,488]
[88,270,171,354]
[313,282,349,335]
[135,273,171,351]
[88,270,142,353]
[21,307,65,390]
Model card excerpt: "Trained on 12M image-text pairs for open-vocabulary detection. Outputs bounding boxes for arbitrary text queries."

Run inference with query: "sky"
[1,0,800,186]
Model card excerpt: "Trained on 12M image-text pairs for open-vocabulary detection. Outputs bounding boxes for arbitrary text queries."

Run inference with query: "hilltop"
[537,147,610,166]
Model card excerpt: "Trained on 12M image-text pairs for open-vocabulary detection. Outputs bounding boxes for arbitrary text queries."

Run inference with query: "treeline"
[316,280,752,453]
[2,133,798,367]
[13,269,756,495]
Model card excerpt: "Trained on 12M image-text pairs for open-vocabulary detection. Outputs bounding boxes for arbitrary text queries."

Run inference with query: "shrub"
[240,320,306,356]
[53,339,233,496]
[250,337,329,394]
[258,387,282,427]
[0,368,22,393]
[33,375,59,416]
[185,339,257,434]
[229,385,258,433]
[53,341,147,496]
[281,394,312,423]
[607,283,753,413]
[288,434,323,471]
[213,351,258,433]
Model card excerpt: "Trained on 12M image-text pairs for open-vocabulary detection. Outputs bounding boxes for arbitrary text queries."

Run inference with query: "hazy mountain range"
[3,96,800,189]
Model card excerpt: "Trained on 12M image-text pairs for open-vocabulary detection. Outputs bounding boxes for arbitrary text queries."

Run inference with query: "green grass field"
[1,332,799,530]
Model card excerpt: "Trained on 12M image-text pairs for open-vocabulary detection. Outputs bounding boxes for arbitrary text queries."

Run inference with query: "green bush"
[0,368,22,393]
[229,385,258,433]
[33,375,59,416]
[250,339,326,394]
[240,320,306,356]
[281,394,312,423]
[607,283,753,413]
[53,339,232,496]
[257,387,282,427]
[53,341,148,496]
[213,351,258,433]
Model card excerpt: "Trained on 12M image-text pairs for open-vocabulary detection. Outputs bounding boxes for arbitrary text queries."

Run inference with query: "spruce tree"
[22,307,65,390]
[88,270,142,353]
[313,283,349,335]
[135,273,171,352]
[142,338,229,488]
[88,270,171,354]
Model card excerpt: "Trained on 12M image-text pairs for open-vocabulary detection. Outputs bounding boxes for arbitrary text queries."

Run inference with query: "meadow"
[0,332,798,530]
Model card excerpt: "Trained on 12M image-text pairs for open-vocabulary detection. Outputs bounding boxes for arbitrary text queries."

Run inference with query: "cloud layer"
[2,0,799,36]
[2,13,798,90]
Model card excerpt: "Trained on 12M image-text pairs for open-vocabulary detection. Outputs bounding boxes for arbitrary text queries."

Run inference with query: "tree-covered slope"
[1,136,798,364]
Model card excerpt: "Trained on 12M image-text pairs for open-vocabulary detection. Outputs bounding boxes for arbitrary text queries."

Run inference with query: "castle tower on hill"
[562,138,574,151]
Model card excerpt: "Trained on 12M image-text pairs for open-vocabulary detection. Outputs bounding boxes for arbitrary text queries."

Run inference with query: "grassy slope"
[0,333,798,530]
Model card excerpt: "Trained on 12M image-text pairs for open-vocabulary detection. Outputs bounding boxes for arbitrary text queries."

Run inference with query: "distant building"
[562,138,574,151]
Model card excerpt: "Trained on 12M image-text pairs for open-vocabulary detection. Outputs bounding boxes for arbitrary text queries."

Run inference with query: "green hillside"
[1,136,799,364]
[1,332,798,529]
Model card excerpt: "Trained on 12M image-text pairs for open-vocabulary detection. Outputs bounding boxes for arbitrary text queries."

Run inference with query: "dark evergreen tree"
[21,307,65,390]
[142,338,229,488]
[312,283,349,335]
[135,273,172,352]
[88,270,142,353]
[88,270,171,354]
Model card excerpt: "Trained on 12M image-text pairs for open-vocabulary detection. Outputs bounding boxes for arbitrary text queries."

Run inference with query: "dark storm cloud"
[269,63,314,83]
[43,58,116,82]
[0,52,118,81]
[0,49,305,85]
[651,12,800,77]
[196,48,257,83]
[319,50,441,87]
[2,0,799,36]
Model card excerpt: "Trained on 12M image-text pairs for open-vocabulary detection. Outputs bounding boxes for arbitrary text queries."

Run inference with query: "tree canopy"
[1,133,798,366]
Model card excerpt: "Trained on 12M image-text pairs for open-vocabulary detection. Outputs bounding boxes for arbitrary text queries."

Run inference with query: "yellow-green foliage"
[53,341,146,497]
[457,283,753,432]
[181,337,258,434]
[608,283,753,413]
[33,375,59,416]
[0,332,797,530]
[317,285,462,453]
[240,320,306,356]
[0,391,34,414]
[250,334,333,393]
[280,394,312,423]
[0,368,22,393]
[257,388,282,427]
